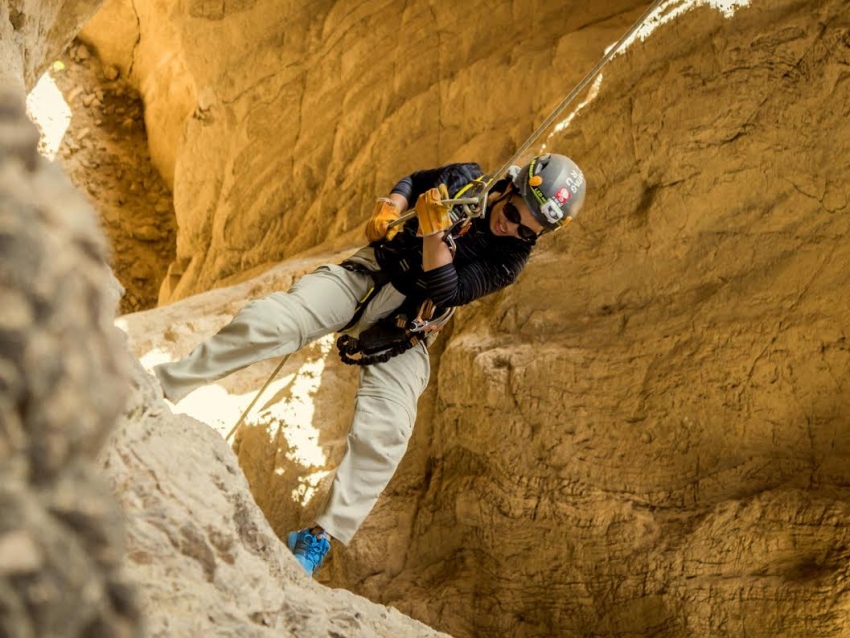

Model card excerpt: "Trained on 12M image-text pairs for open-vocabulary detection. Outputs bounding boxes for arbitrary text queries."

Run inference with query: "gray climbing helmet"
[511,154,586,232]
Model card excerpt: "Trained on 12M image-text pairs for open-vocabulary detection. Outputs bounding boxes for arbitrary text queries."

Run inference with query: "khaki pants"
[154,251,430,544]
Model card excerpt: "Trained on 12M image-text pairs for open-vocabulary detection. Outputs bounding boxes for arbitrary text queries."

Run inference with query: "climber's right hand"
[415,184,452,236]
[365,198,401,243]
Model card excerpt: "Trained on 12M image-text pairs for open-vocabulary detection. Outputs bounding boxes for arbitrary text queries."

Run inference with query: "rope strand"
[225,353,291,443]
[389,0,666,228]
[484,0,667,199]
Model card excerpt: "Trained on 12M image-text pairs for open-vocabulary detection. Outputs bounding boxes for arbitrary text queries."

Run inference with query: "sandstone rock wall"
[1,0,455,635]
[100,352,450,638]
[0,105,448,632]
[368,1,850,635]
[0,89,141,638]
[122,0,850,636]
[79,0,650,303]
[9,0,850,636]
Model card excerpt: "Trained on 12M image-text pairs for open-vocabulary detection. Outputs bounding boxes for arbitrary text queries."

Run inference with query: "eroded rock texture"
[0,91,140,637]
[380,2,850,636]
[79,0,650,302]
[0,85,447,635]
[119,0,850,637]
[100,355,450,637]
[1,0,105,91]
[3,0,454,634]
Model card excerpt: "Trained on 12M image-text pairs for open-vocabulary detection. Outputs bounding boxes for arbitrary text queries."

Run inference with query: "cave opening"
[27,38,175,315]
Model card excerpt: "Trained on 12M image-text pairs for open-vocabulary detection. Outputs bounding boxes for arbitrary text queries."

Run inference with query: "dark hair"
[488,176,512,195]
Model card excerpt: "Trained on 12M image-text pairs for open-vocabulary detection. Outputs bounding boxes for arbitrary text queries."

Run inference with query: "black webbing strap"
[338,262,392,333]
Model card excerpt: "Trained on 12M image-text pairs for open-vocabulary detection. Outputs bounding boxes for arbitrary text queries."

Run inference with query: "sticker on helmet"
[555,187,571,204]
[540,199,564,224]
[529,175,543,187]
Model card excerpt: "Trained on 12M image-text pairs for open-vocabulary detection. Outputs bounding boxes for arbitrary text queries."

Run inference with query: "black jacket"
[373,162,533,308]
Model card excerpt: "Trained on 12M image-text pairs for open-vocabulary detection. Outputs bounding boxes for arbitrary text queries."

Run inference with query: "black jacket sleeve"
[416,243,531,308]
[390,163,484,204]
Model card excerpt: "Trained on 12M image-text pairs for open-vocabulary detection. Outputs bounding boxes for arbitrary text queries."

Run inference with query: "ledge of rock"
[102,350,449,638]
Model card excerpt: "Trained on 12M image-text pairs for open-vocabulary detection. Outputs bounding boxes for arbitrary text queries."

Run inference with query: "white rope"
[390,0,667,228]
[484,0,667,198]
[225,353,292,443]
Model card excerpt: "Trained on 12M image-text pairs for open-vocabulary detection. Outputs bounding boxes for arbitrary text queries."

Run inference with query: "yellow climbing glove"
[365,198,401,243]
[415,184,451,236]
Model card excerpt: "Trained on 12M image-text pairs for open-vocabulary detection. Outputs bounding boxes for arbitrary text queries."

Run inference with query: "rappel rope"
[224,0,665,443]
[225,353,292,443]
[391,0,666,228]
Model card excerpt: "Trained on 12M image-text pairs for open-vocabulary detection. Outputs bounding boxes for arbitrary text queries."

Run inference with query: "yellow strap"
[339,285,376,333]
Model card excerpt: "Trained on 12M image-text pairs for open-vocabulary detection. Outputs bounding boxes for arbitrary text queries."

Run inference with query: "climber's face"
[489,191,542,241]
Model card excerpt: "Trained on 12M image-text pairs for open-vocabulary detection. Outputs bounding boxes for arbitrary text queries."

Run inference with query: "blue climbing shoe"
[287,528,331,576]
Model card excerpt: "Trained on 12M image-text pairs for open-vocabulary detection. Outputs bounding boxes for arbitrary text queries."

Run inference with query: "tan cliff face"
[79,0,652,303]
[5,0,850,637]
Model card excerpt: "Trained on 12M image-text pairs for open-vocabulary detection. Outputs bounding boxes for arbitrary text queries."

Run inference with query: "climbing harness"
[336,300,455,366]
[332,175,490,367]
[389,0,666,230]
[337,315,421,366]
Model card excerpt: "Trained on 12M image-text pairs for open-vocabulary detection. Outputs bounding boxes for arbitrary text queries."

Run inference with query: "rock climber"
[153,153,586,577]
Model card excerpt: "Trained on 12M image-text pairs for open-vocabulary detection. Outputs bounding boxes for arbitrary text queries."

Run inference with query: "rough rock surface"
[102,353,450,638]
[119,0,850,637]
[0,90,141,637]
[2,0,450,636]
[0,81,450,636]
[391,2,850,635]
[388,2,850,635]
[8,0,850,636]
[46,42,177,314]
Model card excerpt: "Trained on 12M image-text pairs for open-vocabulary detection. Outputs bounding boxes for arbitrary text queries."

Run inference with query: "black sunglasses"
[503,198,538,242]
